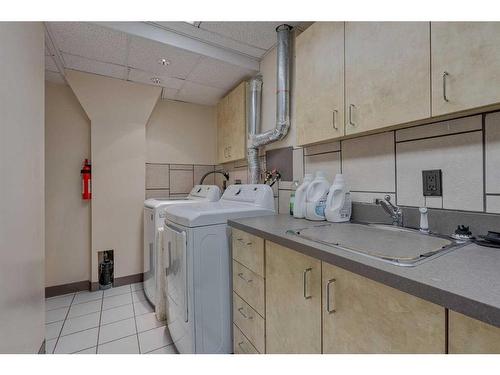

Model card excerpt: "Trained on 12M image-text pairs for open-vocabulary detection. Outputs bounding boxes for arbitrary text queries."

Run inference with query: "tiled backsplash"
[148,110,500,217]
[145,163,217,199]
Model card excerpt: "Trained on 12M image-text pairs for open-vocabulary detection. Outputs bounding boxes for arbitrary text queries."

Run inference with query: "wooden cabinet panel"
[265,242,321,353]
[233,323,259,354]
[233,292,265,353]
[295,22,345,145]
[226,82,247,162]
[232,260,265,316]
[322,262,445,353]
[431,22,500,116]
[345,22,430,135]
[449,311,500,353]
[232,228,264,277]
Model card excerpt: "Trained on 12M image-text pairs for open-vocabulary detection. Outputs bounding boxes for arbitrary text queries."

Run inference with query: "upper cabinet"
[431,22,500,116]
[217,81,247,164]
[345,22,431,135]
[295,22,345,146]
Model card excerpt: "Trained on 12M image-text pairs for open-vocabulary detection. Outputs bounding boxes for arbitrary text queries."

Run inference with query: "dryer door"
[165,223,188,324]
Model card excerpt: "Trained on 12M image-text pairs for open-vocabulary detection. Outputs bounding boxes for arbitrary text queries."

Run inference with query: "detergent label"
[315,195,327,217]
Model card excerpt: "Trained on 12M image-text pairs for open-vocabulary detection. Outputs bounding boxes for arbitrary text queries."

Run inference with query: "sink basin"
[286,222,465,267]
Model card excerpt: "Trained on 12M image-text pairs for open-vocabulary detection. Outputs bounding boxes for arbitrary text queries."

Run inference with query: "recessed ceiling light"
[151,77,161,85]
[158,58,170,66]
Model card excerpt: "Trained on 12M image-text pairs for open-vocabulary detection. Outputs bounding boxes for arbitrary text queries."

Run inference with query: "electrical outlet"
[422,169,442,196]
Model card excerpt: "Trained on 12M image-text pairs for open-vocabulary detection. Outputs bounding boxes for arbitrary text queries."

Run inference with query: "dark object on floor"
[473,231,500,248]
[99,253,114,290]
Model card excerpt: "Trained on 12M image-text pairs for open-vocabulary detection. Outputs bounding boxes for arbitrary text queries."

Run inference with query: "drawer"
[232,228,264,277]
[232,260,265,316]
[233,324,259,354]
[233,292,265,353]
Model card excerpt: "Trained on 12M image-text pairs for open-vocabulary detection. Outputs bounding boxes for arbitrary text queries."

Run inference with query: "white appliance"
[143,185,221,307]
[163,184,275,354]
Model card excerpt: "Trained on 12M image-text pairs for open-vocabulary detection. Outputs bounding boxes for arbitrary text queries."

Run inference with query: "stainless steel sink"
[286,222,465,267]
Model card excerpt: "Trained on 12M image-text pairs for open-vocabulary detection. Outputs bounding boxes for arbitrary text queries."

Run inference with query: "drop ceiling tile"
[45,55,59,73]
[187,57,254,91]
[45,71,66,85]
[62,53,128,80]
[128,69,185,90]
[151,22,268,59]
[161,88,178,100]
[176,81,225,106]
[128,36,202,79]
[199,22,295,51]
[47,22,128,65]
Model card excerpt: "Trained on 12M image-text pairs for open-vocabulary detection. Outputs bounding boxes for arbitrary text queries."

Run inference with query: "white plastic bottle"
[293,174,313,219]
[305,171,330,221]
[325,174,352,223]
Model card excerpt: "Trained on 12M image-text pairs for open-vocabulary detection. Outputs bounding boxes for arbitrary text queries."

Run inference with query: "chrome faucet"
[375,195,403,226]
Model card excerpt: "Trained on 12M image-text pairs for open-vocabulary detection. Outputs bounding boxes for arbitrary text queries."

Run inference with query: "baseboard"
[90,273,144,292]
[38,339,46,354]
[45,280,90,298]
[48,273,144,296]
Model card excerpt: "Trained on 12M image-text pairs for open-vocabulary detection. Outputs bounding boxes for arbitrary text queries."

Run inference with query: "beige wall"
[147,100,217,165]
[45,81,91,287]
[66,70,160,282]
[0,22,45,353]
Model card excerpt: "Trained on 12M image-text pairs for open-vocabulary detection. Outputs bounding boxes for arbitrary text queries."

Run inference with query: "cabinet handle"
[443,71,450,102]
[332,109,338,130]
[237,307,253,320]
[238,272,253,283]
[326,278,336,313]
[303,267,312,300]
[349,104,356,126]
[237,238,253,246]
[237,341,248,353]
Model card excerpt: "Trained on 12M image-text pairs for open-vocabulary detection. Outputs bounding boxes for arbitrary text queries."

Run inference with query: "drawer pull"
[238,272,253,283]
[237,341,248,353]
[349,104,356,126]
[443,71,450,102]
[332,109,338,130]
[326,278,336,313]
[237,238,253,246]
[303,267,312,300]
[238,307,253,320]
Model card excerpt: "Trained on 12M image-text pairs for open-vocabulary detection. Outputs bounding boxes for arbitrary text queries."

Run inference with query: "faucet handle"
[384,194,392,202]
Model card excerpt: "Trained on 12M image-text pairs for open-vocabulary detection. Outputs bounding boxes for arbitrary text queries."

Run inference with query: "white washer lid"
[144,185,220,208]
[165,200,275,227]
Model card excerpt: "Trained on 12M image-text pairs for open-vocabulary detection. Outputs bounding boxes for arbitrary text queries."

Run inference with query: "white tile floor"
[45,282,177,354]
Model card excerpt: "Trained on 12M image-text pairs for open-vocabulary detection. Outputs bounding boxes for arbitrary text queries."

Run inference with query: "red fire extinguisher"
[81,159,91,200]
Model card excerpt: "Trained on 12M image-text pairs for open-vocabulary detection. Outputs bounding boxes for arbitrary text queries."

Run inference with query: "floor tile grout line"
[95,288,105,352]
[97,332,138,351]
[144,343,177,354]
[130,285,142,353]
[52,292,76,354]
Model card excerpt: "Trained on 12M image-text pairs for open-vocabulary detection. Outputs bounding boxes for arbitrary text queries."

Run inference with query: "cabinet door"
[449,311,500,353]
[345,22,430,135]
[431,22,500,116]
[227,81,246,162]
[322,262,445,353]
[216,96,228,164]
[295,22,344,145]
[265,242,321,353]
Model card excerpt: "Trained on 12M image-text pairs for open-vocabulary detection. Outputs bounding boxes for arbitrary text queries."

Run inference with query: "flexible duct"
[247,24,292,183]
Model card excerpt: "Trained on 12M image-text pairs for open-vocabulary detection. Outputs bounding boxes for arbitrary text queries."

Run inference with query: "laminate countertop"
[228,214,500,328]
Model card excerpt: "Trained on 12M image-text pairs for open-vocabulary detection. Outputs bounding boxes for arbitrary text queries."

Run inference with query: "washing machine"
[143,185,221,307]
[163,184,275,354]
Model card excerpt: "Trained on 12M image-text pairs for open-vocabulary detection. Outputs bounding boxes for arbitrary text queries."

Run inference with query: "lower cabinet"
[449,311,500,354]
[265,242,322,353]
[233,324,259,354]
[322,263,446,353]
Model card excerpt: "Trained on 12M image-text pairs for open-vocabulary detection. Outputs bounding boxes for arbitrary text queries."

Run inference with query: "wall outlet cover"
[422,169,442,196]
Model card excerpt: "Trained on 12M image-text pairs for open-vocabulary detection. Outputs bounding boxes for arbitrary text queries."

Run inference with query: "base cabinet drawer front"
[233,324,260,354]
[449,311,500,354]
[431,22,500,117]
[233,292,265,353]
[322,263,445,353]
[232,260,265,316]
[265,242,322,354]
[232,228,265,277]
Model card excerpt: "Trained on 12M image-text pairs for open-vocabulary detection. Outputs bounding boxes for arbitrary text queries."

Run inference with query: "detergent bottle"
[325,174,352,223]
[305,171,330,221]
[293,174,313,218]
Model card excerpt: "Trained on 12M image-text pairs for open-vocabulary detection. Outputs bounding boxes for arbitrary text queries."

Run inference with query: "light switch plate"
[422,169,442,196]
